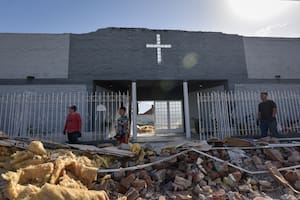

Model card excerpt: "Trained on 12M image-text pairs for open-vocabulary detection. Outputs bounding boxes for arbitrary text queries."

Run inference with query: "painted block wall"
[0,33,69,79]
[244,37,300,79]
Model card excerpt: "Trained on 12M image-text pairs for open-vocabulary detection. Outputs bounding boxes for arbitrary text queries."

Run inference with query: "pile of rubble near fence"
[0,132,299,200]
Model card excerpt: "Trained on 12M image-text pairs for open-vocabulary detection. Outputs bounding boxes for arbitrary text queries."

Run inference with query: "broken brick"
[284,171,299,184]
[131,179,146,191]
[264,149,284,162]
[175,194,193,200]
[208,171,220,180]
[212,189,226,200]
[152,169,166,183]
[223,171,241,187]
[288,151,300,163]
[173,175,192,190]
[253,197,269,200]
[231,171,242,183]
[139,170,153,186]
[252,155,265,169]
[192,171,205,183]
[113,171,125,181]
[158,195,166,200]
[238,184,251,192]
[258,180,272,189]
[193,184,202,194]
[120,173,136,189]
[125,187,139,200]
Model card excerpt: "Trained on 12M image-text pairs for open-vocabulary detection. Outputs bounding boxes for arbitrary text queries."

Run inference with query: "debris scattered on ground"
[0,136,300,200]
[0,140,110,200]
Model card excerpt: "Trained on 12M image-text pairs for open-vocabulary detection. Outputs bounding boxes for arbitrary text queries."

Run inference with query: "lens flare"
[183,52,198,69]
[160,81,175,91]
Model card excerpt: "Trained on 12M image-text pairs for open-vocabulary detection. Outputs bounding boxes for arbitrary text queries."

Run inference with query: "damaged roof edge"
[0,27,299,39]
[74,27,243,37]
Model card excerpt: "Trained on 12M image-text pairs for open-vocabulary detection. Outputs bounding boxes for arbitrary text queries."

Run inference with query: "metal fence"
[197,90,300,140]
[0,91,129,142]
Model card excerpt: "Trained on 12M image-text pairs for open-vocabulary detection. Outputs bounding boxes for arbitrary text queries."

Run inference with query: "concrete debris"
[1,137,300,200]
[264,149,285,162]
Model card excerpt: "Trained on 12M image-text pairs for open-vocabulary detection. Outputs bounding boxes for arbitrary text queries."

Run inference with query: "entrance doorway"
[136,80,185,136]
[155,100,183,133]
[93,80,228,140]
[137,100,183,135]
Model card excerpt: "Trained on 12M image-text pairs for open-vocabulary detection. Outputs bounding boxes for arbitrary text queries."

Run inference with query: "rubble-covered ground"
[0,135,300,200]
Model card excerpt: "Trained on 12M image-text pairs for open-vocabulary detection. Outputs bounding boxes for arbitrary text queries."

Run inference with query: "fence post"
[132,82,137,141]
[183,81,191,139]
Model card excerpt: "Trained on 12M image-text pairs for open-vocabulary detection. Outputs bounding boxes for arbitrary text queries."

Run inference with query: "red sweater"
[64,113,82,133]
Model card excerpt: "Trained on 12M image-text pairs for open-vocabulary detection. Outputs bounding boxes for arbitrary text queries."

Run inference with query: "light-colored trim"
[132,82,137,141]
[183,81,191,139]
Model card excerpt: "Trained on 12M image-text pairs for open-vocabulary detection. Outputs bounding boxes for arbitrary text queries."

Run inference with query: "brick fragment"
[125,187,139,200]
[212,189,226,200]
[175,194,192,200]
[152,169,166,182]
[173,175,192,191]
[264,149,284,162]
[158,195,166,200]
[120,173,136,189]
[131,179,146,191]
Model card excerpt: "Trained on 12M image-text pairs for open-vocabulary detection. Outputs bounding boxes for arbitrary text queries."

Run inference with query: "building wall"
[0,28,299,93]
[0,33,70,79]
[235,83,300,91]
[69,28,248,82]
[244,37,300,79]
[0,84,87,93]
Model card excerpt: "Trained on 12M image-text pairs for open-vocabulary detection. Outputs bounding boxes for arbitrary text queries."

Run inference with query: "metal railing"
[0,91,129,142]
[197,90,300,140]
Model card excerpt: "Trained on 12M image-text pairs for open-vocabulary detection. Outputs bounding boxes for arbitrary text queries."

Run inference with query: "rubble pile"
[0,137,299,200]
[98,141,300,200]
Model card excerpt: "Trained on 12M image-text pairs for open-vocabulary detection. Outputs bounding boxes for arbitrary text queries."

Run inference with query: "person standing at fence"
[257,92,278,137]
[63,105,82,144]
[115,106,129,145]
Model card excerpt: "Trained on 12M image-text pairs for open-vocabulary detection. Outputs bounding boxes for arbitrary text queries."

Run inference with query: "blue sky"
[0,0,299,37]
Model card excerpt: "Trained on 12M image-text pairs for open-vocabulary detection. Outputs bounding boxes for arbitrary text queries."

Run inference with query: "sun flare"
[228,0,292,21]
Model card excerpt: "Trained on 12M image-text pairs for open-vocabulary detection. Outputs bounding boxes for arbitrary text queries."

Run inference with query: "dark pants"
[259,119,278,137]
[67,132,81,144]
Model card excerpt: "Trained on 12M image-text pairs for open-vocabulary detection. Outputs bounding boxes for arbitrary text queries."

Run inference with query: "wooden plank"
[265,161,300,194]
[0,139,27,149]
[67,144,135,157]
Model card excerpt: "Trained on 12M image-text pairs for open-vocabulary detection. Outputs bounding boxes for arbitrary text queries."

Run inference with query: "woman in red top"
[63,105,82,144]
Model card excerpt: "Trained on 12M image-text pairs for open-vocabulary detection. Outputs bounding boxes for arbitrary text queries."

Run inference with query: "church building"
[0,28,299,140]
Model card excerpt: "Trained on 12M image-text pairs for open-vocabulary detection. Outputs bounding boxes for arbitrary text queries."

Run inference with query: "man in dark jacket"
[257,92,278,137]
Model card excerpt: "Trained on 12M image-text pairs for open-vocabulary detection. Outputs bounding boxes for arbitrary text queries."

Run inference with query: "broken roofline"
[4,27,298,39]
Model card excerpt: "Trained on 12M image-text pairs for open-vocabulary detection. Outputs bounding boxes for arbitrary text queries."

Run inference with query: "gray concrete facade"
[0,28,299,92]
[244,37,300,79]
[0,33,70,79]
[69,28,247,84]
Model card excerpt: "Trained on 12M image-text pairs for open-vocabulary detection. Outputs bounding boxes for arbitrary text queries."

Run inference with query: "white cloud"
[255,24,288,36]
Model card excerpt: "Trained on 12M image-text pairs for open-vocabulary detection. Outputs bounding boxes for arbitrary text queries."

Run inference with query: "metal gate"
[154,100,184,133]
[197,90,300,140]
[0,91,129,142]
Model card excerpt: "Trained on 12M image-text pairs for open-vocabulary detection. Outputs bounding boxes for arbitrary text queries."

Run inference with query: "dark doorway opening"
[94,80,131,93]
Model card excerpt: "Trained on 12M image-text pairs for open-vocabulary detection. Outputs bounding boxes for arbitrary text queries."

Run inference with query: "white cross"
[146,34,172,64]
